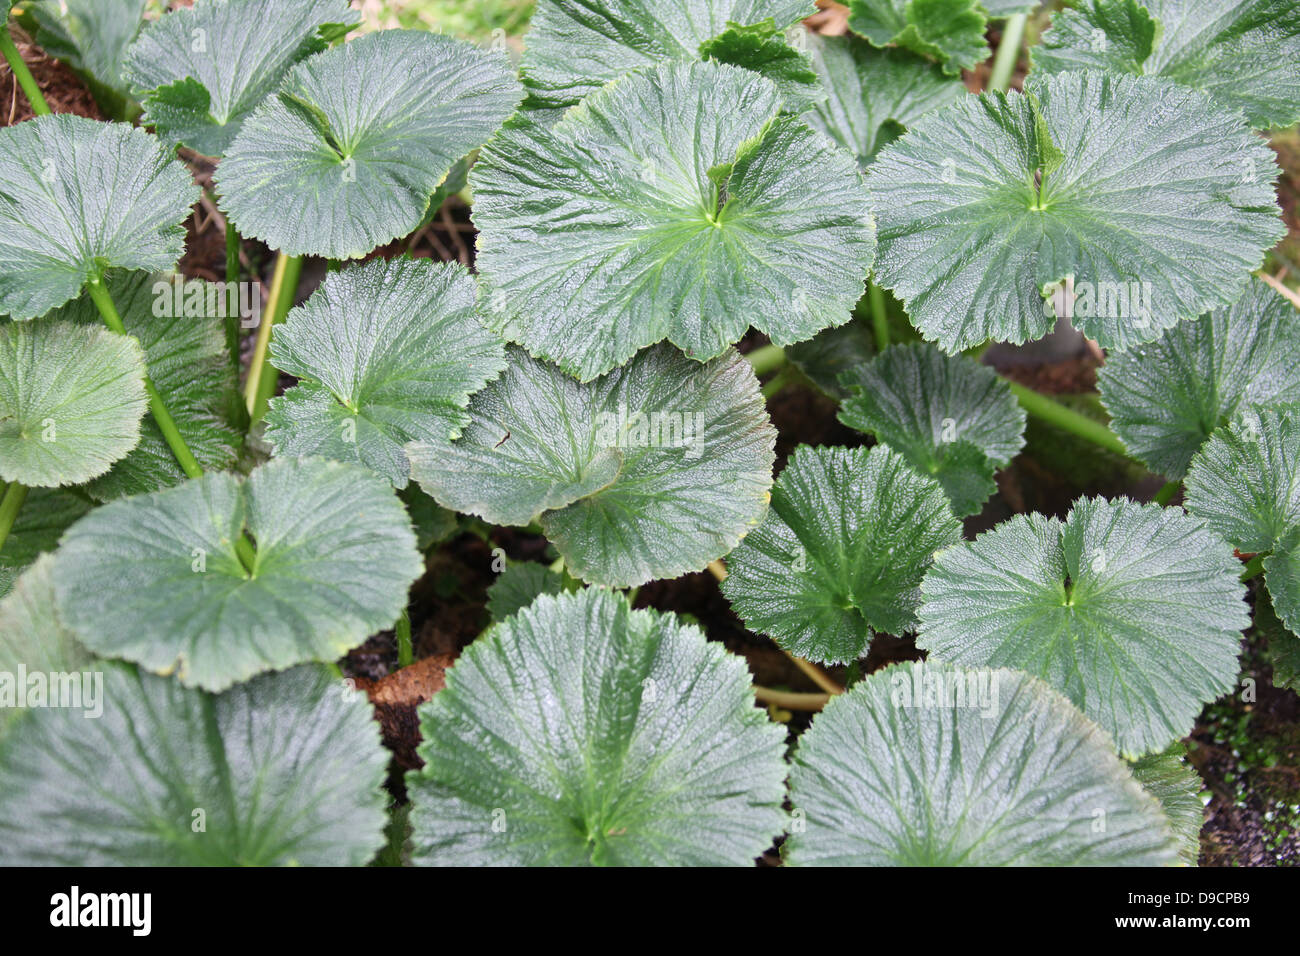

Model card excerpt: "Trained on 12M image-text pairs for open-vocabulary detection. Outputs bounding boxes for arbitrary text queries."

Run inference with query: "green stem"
[761,368,793,400]
[0,28,50,117]
[1004,380,1129,457]
[1153,480,1182,507]
[224,219,241,381]
[86,276,203,479]
[867,282,889,352]
[244,252,303,423]
[0,481,28,554]
[746,344,786,378]
[1241,553,1267,583]
[988,13,1028,94]
[395,610,413,667]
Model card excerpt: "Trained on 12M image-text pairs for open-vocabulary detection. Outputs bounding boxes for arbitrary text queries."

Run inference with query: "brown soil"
[1,28,102,126]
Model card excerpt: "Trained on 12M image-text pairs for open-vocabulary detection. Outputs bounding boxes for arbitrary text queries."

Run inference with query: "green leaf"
[216,29,522,259]
[0,556,92,684]
[44,271,241,499]
[406,344,776,588]
[265,259,506,488]
[868,71,1284,353]
[918,496,1248,757]
[472,59,875,381]
[519,0,816,110]
[803,32,965,169]
[847,0,990,76]
[29,0,146,118]
[0,664,389,865]
[401,485,458,552]
[1032,0,1300,130]
[1130,744,1204,867]
[124,0,360,157]
[407,588,788,865]
[697,19,824,112]
[485,561,576,622]
[52,457,424,691]
[838,342,1025,516]
[1099,279,1300,481]
[0,318,147,487]
[1264,526,1300,638]
[1256,580,1300,693]
[0,487,91,568]
[1185,404,1300,554]
[0,115,199,321]
[722,445,962,664]
[785,660,1179,866]
[784,316,877,400]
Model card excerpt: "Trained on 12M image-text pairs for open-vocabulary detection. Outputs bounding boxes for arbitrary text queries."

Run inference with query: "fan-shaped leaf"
[868,71,1284,353]
[407,588,788,866]
[838,342,1025,516]
[785,660,1178,865]
[1256,580,1300,693]
[1032,0,1300,130]
[722,445,962,664]
[519,0,816,110]
[473,59,875,381]
[406,344,776,588]
[1185,404,1300,554]
[803,32,965,169]
[1264,527,1300,637]
[0,116,199,320]
[0,665,389,865]
[44,270,240,499]
[919,496,1247,757]
[0,556,91,683]
[265,259,506,488]
[1099,280,1300,481]
[846,0,989,76]
[53,457,423,691]
[29,0,146,118]
[0,319,147,487]
[216,29,522,259]
[124,0,360,157]
[1130,744,1204,866]
[485,561,576,622]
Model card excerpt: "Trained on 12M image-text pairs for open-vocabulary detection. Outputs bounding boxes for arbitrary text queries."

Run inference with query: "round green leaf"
[407,588,788,866]
[919,496,1248,757]
[472,59,875,381]
[520,0,817,110]
[783,316,878,400]
[124,0,360,157]
[53,457,423,691]
[803,31,965,169]
[0,115,199,320]
[407,344,776,588]
[838,342,1026,516]
[44,270,241,499]
[785,660,1178,866]
[0,664,389,865]
[847,0,989,76]
[0,318,148,487]
[1099,279,1300,481]
[265,258,506,488]
[722,445,962,664]
[868,71,1284,353]
[1185,404,1300,554]
[216,29,522,259]
[1129,744,1204,867]
[0,555,91,683]
[1032,0,1300,130]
